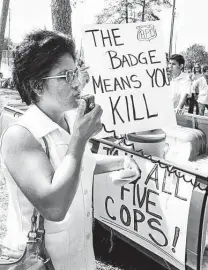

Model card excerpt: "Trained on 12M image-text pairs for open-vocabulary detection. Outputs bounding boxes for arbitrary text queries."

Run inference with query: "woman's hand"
[110,156,141,186]
[122,156,141,179]
[65,99,103,143]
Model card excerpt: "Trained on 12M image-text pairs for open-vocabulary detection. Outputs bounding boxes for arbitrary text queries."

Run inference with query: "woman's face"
[194,64,200,72]
[42,53,82,111]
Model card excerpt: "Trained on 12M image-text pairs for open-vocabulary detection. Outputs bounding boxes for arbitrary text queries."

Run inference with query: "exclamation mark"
[172,227,180,253]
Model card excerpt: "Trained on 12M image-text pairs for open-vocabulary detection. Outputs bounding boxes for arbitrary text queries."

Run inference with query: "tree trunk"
[0,0,10,69]
[51,0,72,37]
[141,0,145,22]
[125,0,129,23]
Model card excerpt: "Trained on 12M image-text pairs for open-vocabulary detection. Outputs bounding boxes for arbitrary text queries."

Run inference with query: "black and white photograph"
[0,0,208,269]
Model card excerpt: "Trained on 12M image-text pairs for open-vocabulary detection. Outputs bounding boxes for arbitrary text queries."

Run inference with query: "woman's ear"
[33,88,43,97]
[30,80,44,97]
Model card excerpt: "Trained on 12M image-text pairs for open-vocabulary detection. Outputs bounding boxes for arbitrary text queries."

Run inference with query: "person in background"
[0,72,13,89]
[0,72,7,88]
[190,63,202,81]
[0,30,140,270]
[192,65,208,116]
[188,63,202,114]
[168,54,191,114]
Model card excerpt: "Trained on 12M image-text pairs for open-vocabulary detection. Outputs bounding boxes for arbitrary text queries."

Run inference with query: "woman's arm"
[94,154,125,174]
[1,102,103,222]
[94,154,141,185]
[1,125,86,222]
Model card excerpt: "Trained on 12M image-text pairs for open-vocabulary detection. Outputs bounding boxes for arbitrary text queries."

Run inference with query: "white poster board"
[82,22,176,138]
[93,142,195,270]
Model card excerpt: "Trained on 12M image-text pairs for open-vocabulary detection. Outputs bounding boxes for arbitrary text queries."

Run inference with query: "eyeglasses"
[42,67,81,84]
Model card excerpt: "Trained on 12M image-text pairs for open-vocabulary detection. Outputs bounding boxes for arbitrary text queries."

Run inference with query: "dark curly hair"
[12,30,76,105]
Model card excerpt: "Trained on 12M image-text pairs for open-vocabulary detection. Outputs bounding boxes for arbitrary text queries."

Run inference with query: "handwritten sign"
[93,142,194,270]
[82,22,176,138]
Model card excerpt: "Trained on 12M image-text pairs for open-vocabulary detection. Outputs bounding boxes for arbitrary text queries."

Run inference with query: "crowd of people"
[168,53,208,116]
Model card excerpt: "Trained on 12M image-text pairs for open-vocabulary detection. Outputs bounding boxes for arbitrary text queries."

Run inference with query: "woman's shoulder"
[1,124,40,158]
[2,124,33,140]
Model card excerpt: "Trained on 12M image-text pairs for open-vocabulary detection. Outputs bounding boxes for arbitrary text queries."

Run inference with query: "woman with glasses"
[188,63,202,114]
[0,30,140,270]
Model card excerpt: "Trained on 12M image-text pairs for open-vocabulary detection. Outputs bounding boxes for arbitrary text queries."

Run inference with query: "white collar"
[19,104,62,139]
[172,72,188,81]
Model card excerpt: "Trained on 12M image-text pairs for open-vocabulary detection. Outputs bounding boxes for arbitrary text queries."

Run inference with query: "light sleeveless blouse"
[0,104,97,270]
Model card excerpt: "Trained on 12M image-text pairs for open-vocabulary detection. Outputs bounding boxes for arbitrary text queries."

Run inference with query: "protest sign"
[82,22,176,138]
[93,142,195,270]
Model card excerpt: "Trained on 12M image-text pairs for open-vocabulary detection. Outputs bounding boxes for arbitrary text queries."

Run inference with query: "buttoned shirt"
[170,72,191,108]
[192,76,208,104]
[0,104,97,270]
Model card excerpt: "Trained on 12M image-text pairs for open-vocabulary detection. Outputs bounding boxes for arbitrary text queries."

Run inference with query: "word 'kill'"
[109,94,158,125]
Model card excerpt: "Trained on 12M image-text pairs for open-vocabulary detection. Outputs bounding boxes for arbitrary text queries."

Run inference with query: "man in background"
[168,54,191,114]
[192,65,208,116]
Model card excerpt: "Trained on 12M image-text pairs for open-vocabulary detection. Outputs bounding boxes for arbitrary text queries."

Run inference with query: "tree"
[181,44,208,70]
[95,0,172,24]
[0,0,10,69]
[51,0,73,36]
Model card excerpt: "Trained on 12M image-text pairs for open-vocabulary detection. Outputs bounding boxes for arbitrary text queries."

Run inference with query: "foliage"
[95,0,172,24]
[181,44,208,70]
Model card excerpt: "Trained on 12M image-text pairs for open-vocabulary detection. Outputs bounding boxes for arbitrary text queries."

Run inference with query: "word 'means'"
[92,68,169,94]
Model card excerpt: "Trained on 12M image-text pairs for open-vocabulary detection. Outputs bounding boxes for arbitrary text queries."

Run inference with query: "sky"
[1,0,208,53]
[172,0,208,53]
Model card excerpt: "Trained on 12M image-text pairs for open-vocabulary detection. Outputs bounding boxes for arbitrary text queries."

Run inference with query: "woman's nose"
[72,75,81,88]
